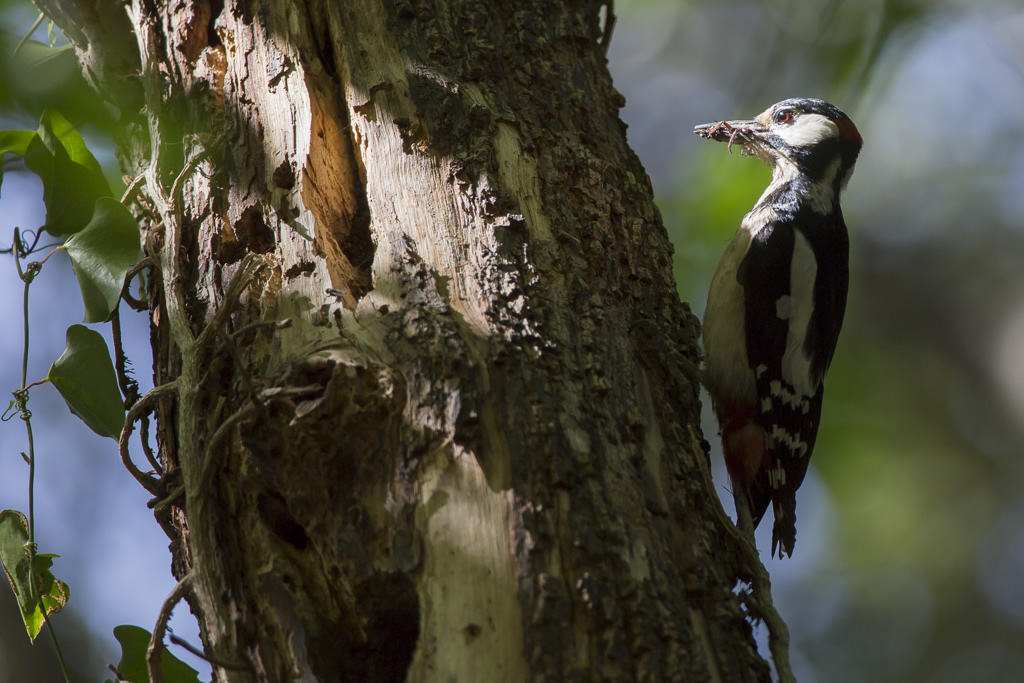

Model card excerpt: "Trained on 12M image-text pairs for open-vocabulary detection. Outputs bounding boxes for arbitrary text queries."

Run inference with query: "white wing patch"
[781,231,818,399]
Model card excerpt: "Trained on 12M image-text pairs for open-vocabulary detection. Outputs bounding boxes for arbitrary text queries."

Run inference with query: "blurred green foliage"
[613,0,1024,680]
[0,2,113,131]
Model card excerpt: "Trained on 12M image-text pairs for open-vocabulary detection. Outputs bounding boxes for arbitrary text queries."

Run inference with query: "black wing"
[737,214,848,557]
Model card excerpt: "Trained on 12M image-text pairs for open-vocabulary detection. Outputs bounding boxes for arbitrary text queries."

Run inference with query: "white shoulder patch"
[781,230,818,398]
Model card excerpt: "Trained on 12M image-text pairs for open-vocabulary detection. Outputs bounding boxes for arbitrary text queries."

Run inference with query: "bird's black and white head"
[694,98,862,212]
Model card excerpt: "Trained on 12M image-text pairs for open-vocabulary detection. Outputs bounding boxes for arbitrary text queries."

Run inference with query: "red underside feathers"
[712,399,766,497]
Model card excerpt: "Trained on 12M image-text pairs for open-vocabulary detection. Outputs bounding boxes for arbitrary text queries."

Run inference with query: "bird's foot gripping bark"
[734,491,796,683]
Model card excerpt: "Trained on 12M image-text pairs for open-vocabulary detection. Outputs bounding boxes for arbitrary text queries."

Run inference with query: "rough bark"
[38,0,770,681]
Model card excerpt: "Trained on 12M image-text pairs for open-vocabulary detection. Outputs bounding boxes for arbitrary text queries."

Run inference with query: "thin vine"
[10,227,72,683]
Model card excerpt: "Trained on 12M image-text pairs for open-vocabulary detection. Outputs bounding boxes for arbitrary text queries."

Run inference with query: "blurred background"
[610,0,1024,680]
[2,0,1024,680]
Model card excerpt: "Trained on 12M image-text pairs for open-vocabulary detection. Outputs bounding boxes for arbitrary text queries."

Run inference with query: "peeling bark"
[38,0,771,680]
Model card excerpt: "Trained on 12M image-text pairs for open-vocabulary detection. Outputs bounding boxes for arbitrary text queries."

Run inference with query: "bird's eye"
[776,110,793,124]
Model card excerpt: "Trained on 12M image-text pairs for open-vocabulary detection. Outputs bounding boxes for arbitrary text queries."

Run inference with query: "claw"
[706,120,734,139]
[697,120,747,155]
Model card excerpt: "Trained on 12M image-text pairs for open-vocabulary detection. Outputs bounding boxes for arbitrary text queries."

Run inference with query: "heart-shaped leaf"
[107,625,206,683]
[48,325,125,440]
[0,510,70,642]
[64,197,141,323]
[29,110,112,235]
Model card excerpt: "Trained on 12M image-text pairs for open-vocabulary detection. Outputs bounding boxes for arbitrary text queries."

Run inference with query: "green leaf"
[64,197,141,322]
[0,129,39,157]
[27,553,70,638]
[38,109,106,176]
[27,109,112,235]
[48,325,125,440]
[10,41,79,96]
[0,510,70,642]
[110,625,205,683]
[0,129,42,199]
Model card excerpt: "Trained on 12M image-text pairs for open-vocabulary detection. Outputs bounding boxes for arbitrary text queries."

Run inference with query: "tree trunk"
[39,0,770,680]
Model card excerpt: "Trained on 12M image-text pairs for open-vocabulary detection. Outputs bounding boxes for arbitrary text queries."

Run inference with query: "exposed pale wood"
[36,0,773,680]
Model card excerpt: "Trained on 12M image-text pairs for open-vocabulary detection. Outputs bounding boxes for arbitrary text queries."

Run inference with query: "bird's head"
[694,98,862,189]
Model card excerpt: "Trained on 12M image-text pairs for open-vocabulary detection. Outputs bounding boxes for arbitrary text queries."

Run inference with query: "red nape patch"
[835,116,862,146]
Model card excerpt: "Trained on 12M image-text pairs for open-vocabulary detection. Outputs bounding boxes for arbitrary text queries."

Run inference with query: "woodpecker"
[694,98,862,558]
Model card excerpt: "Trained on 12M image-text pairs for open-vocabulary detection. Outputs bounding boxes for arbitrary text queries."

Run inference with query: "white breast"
[702,225,756,406]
